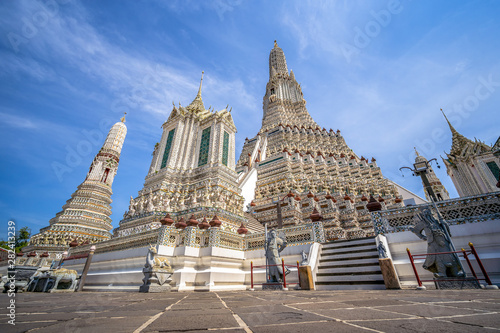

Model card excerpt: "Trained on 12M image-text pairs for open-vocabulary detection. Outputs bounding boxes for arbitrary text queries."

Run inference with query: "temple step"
[315,237,384,290]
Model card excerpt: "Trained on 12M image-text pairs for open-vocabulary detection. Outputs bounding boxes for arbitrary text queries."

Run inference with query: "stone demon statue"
[140,244,173,292]
[411,208,464,278]
[266,229,290,283]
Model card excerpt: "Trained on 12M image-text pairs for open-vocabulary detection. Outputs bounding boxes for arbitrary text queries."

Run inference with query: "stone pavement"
[1,289,500,332]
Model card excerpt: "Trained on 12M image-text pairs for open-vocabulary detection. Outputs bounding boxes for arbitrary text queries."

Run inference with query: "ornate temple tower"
[114,73,247,237]
[236,41,403,240]
[414,148,450,201]
[25,116,127,253]
[441,110,500,196]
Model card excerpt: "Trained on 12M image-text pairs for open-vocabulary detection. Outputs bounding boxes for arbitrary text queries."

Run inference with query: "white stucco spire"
[102,115,127,155]
[269,40,288,78]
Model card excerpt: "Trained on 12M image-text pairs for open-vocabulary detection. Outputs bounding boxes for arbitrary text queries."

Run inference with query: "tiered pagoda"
[114,73,250,238]
[237,41,404,240]
[24,116,127,254]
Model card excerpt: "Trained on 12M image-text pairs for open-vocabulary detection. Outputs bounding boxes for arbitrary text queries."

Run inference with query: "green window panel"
[486,161,500,181]
[198,126,211,167]
[160,129,176,169]
[222,131,229,166]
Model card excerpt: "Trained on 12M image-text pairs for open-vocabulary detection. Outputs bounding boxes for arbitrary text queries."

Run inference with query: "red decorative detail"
[250,201,256,207]
[27,252,37,257]
[314,196,319,202]
[294,195,301,201]
[210,214,222,228]
[378,196,385,202]
[175,217,187,229]
[350,155,356,160]
[371,157,376,162]
[199,217,210,229]
[310,207,323,222]
[344,194,353,202]
[237,223,248,235]
[286,190,294,198]
[160,214,174,226]
[340,153,345,158]
[40,252,49,258]
[307,191,314,198]
[361,195,368,202]
[395,198,403,203]
[366,195,382,212]
[16,252,24,257]
[325,193,332,200]
[69,239,79,247]
[187,214,199,227]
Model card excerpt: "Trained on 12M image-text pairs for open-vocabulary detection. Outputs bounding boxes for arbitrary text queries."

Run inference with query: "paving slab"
[437,313,500,328]
[250,320,369,333]
[238,309,326,326]
[353,318,494,333]
[286,301,353,310]
[31,316,152,333]
[147,313,239,331]
[379,303,488,317]
[1,289,500,332]
[3,320,62,333]
[313,308,418,320]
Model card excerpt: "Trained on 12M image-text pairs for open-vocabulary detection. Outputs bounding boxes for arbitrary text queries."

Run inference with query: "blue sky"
[1,0,499,240]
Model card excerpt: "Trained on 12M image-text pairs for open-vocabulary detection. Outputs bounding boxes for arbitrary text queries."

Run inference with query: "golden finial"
[120,112,127,123]
[414,147,420,156]
[196,71,204,98]
[440,108,458,134]
[274,40,278,47]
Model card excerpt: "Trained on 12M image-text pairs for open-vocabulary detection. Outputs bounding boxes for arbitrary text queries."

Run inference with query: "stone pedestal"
[379,258,401,289]
[298,266,314,290]
[434,277,481,290]
[262,282,285,290]
[139,267,173,293]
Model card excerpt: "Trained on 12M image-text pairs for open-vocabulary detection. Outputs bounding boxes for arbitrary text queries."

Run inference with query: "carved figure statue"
[145,244,172,270]
[300,250,308,266]
[140,244,173,292]
[266,230,290,283]
[411,208,464,278]
[377,242,388,259]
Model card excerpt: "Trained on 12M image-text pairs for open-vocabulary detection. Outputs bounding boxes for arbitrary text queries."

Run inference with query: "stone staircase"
[315,237,386,290]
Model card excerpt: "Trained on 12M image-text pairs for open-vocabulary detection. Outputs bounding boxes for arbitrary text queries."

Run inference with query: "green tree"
[0,226,31,253]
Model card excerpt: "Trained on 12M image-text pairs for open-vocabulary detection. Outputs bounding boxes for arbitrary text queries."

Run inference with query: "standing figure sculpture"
[411,208,464,278]
[266,229,290,283]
